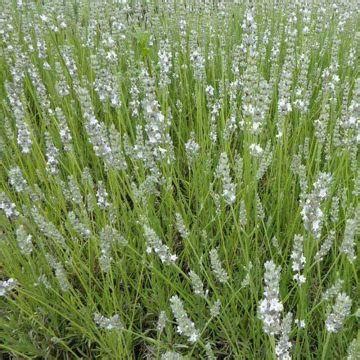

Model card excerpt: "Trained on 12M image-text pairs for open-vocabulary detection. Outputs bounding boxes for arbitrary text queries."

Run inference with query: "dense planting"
[0,1,359,358]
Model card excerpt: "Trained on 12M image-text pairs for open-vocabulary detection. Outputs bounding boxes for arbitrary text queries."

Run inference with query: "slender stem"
[321,333,331,360]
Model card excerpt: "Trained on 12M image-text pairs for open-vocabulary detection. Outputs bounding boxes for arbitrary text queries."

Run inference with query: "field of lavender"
[0,0,359,359]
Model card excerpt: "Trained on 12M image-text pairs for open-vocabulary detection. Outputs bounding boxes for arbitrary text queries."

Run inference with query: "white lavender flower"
[190,47,205,81]
[129,78,140,117]
[131,172,163,203]
[322,279,344,301]
[290,235,306,284]
[55,62,70,97]
[340,218,357,263]
[346,337,360,360]
[212,191,222,216]
[99,225,127,273]
[291,154,307,194]
[31,207,66,247]
[16,121,32,154]
[210,299,221,317]
[249,143,263,157]
[45,132,60,175]
[68,212,91,239]
[81,167,93,185]
[294,319,306,329]
[157,311,168,333]
[215,152,236,205]
[0,192,19,219]
[96,181,110,209]
[223,115,237,140]
[239,200,247,226]
[256,192,265,221]
[143,224,177,264]
[275,312,293,360]
[94,313,123,330]
[277,64,293,126]
[107,124,127,171]
[205,342,216,360]
[5,83,32,154]
[46,254,70,292]
[140,69,174,164]
[161,351,183,360]
[301,173,332,239]
[185,132,200,163]
[209,100,221,143]
[209,248,228,284]
[28,184,44,203]
[66,176,83,205]
[8,166,27,193]
[55,107,72,152]
[205,85,215,98]
[314,230,335,262]
[61,46,77,80]
[339,77,360,147]
[258,260,283,336]
[0,278,17,296]
[241,261,253,287]
[325,292,352,333]
[93,67,121,108]
[34,274,51,289]
[16,225,33,255]
[170,295,199,343]
[158,39,172,88]
[272,237,280,252]
[189,270,207,298]
[76,86,120,169]
[175,213,189,240]
[257,142,273,180]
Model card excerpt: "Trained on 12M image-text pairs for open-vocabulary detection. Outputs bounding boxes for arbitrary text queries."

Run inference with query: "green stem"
[321,332,331,360]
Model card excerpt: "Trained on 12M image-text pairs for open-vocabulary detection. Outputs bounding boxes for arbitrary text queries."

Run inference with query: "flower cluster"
[258,261,284,336]
[46,254,70,292]
[170,295,199,343]
[94,313,124,330]
[185,132,200,163]
[275,312,293,360]
[301,173,332,239]
[157,311,168,333]
[0,278,17,297]
[215,152,236,205]
[290,235,306,284]
[209,248,228,284]
[143,224,177,264]
[340,218,357,263]
[0,192,19,219]
[314,231,335,263]
[8,167,28,193]
[189,270,207,298]
[175,213,189,240]
[325,292,352,333]
[99,225,127,273]
[16,225,33,255]
[158,40,172,88]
